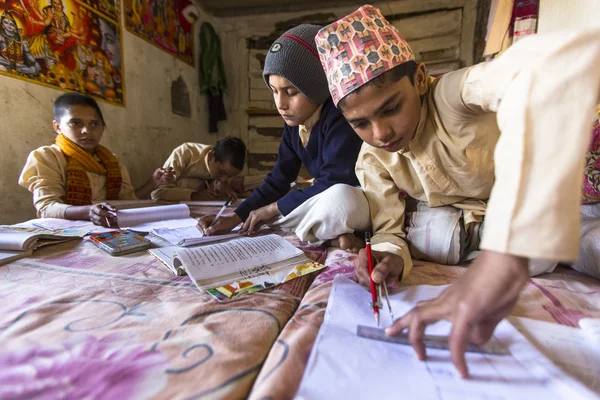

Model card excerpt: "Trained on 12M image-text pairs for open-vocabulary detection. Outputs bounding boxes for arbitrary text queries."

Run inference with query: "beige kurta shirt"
[298,104,324,147]
[356,29,600,280]
[151,143,213,201]
[18,144,136,218]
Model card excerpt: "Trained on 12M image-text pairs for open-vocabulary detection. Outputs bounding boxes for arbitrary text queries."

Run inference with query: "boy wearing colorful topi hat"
[316,4,600,377]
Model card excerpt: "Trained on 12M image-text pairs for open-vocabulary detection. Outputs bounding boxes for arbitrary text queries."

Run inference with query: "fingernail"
[385,327,393,335]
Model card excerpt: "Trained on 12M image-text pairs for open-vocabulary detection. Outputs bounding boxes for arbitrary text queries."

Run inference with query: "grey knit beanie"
[263,24,330,105]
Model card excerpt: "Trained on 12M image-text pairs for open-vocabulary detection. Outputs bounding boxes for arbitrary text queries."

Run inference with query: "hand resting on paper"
[197,213,242,236]
[239,202,280,235]
[355,249,404,290]
[63,202,116,227]
[385,250,529,379]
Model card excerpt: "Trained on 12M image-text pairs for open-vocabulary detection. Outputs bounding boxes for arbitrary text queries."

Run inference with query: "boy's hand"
[197,213,242,235]
[355,249,404,289]
[152,167,176,186]
[386,250,529,379]
[239,203,280,235]
[89,203,117,227]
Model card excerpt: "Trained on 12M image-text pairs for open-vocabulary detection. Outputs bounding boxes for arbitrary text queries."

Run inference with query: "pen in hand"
[100,204,118,228]
[208,196,234,229]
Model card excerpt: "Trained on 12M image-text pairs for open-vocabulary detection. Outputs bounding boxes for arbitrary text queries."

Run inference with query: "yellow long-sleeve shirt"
[356,29,600,280]
[151,143,213,201]
[18,144,136,218]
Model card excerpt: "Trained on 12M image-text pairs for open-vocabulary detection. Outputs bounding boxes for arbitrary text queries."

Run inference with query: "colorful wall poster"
[0,0,125,105]
[124,0,193,65]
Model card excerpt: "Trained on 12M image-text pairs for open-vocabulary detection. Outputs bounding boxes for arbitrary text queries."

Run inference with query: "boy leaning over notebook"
[316,5,600,377]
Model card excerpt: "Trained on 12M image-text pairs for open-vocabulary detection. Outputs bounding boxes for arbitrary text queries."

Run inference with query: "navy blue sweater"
[235,97,362,221]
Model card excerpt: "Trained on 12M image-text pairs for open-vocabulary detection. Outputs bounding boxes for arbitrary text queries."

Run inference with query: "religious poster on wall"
[124,0,194,65]
[0,0,125,105]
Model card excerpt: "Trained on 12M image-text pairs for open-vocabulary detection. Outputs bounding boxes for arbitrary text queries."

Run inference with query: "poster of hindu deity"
[0,0,125,105]
[124,0,194,65]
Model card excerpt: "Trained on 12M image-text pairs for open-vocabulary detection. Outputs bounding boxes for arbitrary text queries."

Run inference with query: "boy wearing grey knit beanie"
[198,24,370,252]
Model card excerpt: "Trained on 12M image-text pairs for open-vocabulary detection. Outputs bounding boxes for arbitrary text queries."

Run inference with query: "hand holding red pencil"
[365,233,380,325]
[355,248,405,290]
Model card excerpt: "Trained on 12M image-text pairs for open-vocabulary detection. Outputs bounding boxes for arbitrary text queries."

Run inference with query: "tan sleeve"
[118,161,137,200]
[18,147,70,218]
[151,144,199,201]
[355,145,413,281]
[464,29,600,261]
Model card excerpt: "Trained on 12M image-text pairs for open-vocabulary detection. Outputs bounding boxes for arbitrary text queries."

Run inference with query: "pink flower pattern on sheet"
[312,249,357,287]
[0,334,168,400]
[583,112,600,204]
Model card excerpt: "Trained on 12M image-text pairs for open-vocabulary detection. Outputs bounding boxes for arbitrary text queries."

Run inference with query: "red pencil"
[365,232,380,326]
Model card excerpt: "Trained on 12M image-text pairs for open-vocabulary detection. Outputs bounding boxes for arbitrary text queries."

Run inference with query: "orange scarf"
[55,134,122,205]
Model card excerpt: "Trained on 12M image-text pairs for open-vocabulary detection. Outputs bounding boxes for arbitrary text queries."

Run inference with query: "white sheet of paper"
[151,226,239,246]
[296,275,597,400]
[510,316,600,395]
[125,218,198,233]
[579,318,600,346]
[175,234,303,280]
[117,204,193,231]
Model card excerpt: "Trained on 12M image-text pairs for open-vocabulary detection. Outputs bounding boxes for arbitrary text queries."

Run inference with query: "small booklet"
[149,234,326,300]
[116,204,198,232]
[150,226,240,247]
[90,231,152,256]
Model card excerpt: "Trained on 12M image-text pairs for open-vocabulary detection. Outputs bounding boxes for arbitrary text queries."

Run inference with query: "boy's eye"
[352,121,368,130]
[68,120,82,127]
[287,91,298,97]
[91,121,101,128]
[384,104,399,115]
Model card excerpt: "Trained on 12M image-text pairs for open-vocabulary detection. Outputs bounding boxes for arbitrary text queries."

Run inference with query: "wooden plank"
[249,140,281,153]
[249,100,276,110]
[250,88,274,102]
[426,60,461,76]
[249,115,284,128]
[419,47,460,63]
[250,76,267,90]
[248,128,282,153]
[380,0,465,15]
[460,0,477,66]
[390,9,462,40]
[408,35,461,58]
[213,0,466,20]
[248,153,278,172]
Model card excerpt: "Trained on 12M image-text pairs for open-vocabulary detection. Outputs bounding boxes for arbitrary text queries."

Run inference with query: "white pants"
[272,184,371,243]
[570,203,600,279]
[405,202,558,277]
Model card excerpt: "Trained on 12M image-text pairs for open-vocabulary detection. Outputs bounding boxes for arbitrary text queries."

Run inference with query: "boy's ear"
[52,120,61,134]
[415,62,428,96]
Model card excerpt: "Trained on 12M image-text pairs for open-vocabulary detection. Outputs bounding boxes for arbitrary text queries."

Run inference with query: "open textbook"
[148,234,325,300]
[297,275,598,400]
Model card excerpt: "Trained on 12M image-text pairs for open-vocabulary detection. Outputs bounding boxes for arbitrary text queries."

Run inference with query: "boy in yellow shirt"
[19,93,171,226]
[151,137,247,202]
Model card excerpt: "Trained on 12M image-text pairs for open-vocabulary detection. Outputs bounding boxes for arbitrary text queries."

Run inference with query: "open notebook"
[116,204,197,232]
[148,234,325,300]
